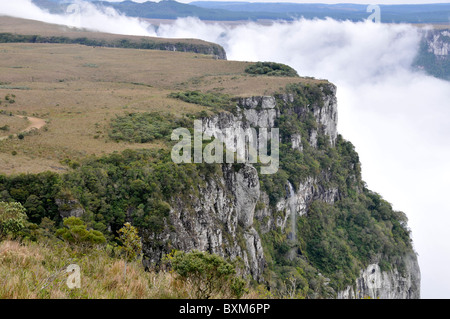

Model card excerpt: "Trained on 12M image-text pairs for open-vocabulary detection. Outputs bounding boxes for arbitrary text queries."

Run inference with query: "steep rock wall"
[141,82,420,298]
[414,28,450,80]
[141,163,265,280]
[338,253,421,299]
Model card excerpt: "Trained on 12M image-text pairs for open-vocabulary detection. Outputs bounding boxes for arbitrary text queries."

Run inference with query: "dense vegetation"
[1,177,249,299]
[245,62,299,77]
[0,202,27,238]
[108,112,191,143]
[168,91,235,113]
[55,216,106,248]
[0,148,220,239]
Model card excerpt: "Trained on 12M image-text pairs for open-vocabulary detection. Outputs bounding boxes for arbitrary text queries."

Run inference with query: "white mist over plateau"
[1,0,450,298]
[0,0,156,36]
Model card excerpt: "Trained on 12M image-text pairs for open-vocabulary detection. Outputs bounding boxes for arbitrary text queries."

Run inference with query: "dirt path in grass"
[0,115,46,141]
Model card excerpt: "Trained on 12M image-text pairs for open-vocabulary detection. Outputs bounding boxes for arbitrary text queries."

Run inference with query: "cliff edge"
[140,81,420,299]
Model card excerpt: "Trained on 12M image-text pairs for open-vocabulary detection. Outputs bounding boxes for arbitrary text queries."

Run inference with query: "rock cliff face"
[425,29,450,57]
[142,162,265,280]
[414,28,450,80]
[55,195,85,219]
[140,81,420,299]
[338,253,421,299]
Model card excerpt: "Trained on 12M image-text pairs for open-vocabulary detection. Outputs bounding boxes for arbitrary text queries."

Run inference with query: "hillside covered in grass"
[0,238,263,299]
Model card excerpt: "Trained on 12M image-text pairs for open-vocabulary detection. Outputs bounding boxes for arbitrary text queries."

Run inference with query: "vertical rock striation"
[338,253,421,299]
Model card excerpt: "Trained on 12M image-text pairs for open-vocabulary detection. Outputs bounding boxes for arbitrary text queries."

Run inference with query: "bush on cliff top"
[245,62,299,77]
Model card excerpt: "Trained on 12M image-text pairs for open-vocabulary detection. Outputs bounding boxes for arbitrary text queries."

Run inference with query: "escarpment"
[414,28,450,81]
[0,16,227,60]
[139,81,420,299]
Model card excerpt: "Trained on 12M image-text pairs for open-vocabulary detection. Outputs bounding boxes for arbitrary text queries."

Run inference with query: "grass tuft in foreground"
[0,238,266,299]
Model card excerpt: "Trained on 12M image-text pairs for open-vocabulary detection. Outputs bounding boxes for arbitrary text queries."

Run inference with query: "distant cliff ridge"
[0,17,227,60]
[0,32,227,60]
[414,28,450,81]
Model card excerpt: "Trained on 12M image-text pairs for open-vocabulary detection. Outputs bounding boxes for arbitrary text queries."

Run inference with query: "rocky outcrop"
[141,163,265,280]
[203,84,338,153]
[313,85,338,146]
[0,15,228,60]
[425,29,450,57]
[55,197,85,218]
[142,85,340,279]
[141,81,420,299]
[338,253,421,299]
[253,177,340,233]
[162,42,227,60]
[414,28,450,80]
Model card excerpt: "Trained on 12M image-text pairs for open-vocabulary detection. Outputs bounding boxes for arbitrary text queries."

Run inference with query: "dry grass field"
[0,17,326,175]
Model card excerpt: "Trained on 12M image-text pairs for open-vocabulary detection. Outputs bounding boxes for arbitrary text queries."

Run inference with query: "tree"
[117,222,142,279]
[0,201,27,239]
[245,62,299,77]
[167,250,247,299]
[55,216,106,249]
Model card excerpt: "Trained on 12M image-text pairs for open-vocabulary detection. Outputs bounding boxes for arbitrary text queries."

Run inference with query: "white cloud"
[2,0,450,298]
[0,0,156,36]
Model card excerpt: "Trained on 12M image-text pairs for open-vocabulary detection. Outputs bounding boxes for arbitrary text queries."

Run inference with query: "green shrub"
[168,250,247,299]
[55,216,106,248]
[168,91,234,112]
[0,201,27,239]
[245,62,299,77]
[117,222,143,279]
[117,222,142,263]
[108,112,188,143]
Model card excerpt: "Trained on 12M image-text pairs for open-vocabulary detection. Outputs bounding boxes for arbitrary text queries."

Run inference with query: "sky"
[1,0,450,299]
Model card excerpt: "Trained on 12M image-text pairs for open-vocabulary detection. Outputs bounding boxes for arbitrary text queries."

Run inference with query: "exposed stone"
[55,198,85,218]
[337,253,421,299]
[291,133,303,151]
[141,163,265,280]
[427,31,450,56]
